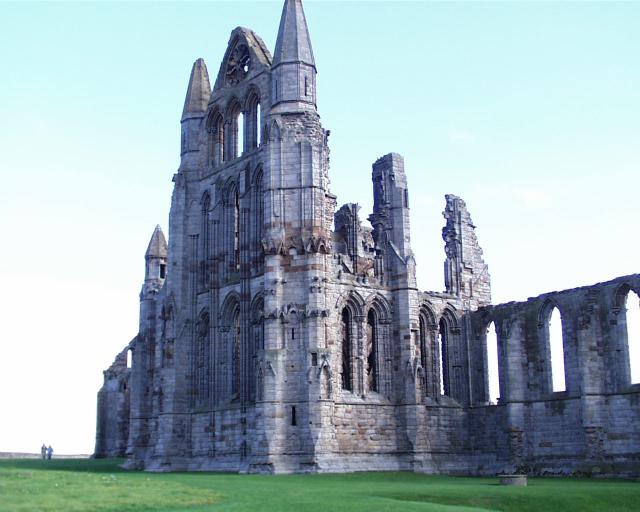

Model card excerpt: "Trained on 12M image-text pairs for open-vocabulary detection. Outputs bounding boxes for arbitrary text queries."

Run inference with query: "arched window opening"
[126,349,132,369]
[195,311,210,406]
[418,315,427,371]
[201,193,211,286]
[237,110,245,157]
[224,184,240,276]
[253,170,264,271]
[209,112,224,167]
[226,102,242,161]
[366,310,378,393]
[438,319,448,396]
[341,308,352,392]
[249,297,264,402]
[486,321,500,404]
[233,189,240,272]
[549,307,566,392]
[256,103,262,146]
[626,290,640,384]
[232,308,241,397]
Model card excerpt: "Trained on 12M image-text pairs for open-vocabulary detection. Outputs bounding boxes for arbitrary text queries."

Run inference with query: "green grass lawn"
[0,458,638,512]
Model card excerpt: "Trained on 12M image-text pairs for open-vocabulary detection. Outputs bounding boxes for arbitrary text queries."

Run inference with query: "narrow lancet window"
[209,112,224,167]
[366,310,378,393]
[486,321,500,404]
[626,290,640,384]
[126,349,132,369]
[256,103,262,146]
[237,111,245,157]
[232,309,241,396]
[341,308,352,391]
[438,319,448,396]
[549,307,566,392]
[233,190,240,272]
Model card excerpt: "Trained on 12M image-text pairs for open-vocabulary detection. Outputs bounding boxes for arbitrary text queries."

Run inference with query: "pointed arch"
[614,284,640,385]
[319,364,332,400]
[195,309,211,407]
[252,166,265,273]
[539,299,566,393]
[340,307,353,393]
[200,191,211,287]
[225,97,244,160]
[206,107,224,167]
[248,293,265,402]
[485,320,500,404]
[364,295,392,395]
[437,307,462,400]
[220,292,242,401]
[223,180,240,276]
[245,86,261,150]
[418,303,437,397]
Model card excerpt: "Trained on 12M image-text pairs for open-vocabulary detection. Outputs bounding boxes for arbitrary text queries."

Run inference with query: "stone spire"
[181,58,211,121]
[145,225,168,259]
[271,0,317,111]
[273,0,315,69]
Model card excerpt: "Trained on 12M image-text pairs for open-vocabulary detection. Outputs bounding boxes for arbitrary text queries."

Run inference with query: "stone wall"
[469,274,640,476]
[94,345,131,458]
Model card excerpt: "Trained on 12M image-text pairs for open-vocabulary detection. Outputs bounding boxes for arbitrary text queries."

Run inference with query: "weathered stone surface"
[94,0,640,476]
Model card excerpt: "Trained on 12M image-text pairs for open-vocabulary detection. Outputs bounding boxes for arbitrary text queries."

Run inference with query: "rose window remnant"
[226,43,251,85]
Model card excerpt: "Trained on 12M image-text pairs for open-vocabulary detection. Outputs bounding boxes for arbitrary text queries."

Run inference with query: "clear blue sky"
[0,0,638,454]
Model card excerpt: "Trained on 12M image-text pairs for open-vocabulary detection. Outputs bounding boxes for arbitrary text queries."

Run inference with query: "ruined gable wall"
[94,345,131,458]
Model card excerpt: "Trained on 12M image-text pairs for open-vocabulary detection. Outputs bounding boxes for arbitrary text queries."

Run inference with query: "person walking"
[41,444,47,460]
[46,445,53,460]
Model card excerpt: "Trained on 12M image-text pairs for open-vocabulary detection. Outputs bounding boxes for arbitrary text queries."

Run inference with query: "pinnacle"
[273,0,315,68]
[145,225,168,259]
[181,58,211,120]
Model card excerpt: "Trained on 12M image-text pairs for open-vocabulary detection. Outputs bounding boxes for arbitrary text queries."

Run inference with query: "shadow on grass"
[0,458,128,474]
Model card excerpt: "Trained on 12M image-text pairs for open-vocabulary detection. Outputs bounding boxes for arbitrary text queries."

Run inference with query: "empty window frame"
[548,306,566,392]
[486,321,500,403]
[625,290,640,384]
[341,308,352,392]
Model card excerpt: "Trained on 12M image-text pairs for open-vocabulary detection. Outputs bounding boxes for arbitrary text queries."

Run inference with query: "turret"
[181,58,211,157]
[142,225,168,297]
[271,0,317,112]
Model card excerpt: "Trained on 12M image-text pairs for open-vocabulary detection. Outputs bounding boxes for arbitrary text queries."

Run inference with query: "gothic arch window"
[249,295,264,402]
[437,308,463,401]
[366,310,378,393]
[195,310,210,407]
[221,295,241,401]
[486,321,500,404]
[418,305,437,397]
[232,308,241,397]
[200,192,211,286]
[226,100,244,160]
[540,302,566,393]
[126,348,132,369]
[207,109,224,167]
[438,318,448,396]
[252,168,264,272]
[615,285,640,385]
[340,308,353,392]
[223,182,240,276]
[245,90,261,150]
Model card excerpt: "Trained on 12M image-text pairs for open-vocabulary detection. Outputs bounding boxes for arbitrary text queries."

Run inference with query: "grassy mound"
[1,458,638,511]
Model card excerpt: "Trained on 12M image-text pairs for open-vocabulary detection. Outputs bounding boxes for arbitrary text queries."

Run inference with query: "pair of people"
[40,444,53,460]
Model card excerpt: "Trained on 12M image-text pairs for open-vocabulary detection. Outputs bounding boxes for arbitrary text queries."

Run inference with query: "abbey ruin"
[95,0,640,476]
